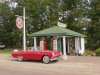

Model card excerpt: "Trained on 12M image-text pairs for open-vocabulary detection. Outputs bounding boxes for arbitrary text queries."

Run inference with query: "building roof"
[30,26,86,37]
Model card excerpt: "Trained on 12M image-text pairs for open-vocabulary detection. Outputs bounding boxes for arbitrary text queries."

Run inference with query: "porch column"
[75,37,79,54]
[62,36,67,60]
[80,37,85,54]
[34,37,37,50]
[67,37,70,53]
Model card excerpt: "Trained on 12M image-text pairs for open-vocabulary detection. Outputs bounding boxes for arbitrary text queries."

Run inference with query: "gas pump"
[53,37,57,51]
[40,37,46,51]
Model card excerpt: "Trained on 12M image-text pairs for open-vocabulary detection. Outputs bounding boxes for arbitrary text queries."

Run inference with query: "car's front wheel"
[42,56,50,64]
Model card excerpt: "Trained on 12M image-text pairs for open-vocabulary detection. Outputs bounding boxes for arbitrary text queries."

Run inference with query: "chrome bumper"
[50,57,59,61]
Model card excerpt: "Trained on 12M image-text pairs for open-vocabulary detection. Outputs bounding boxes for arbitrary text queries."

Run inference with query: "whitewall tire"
[42,56,50,64]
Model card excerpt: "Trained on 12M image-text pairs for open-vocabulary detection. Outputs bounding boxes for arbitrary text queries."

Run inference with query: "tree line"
[0,0,100,50]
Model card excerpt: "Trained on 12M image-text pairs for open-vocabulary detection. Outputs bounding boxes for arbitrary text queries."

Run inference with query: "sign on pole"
[16,17,23,29]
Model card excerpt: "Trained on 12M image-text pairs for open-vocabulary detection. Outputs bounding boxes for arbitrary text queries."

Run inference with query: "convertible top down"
[11,50,61,64]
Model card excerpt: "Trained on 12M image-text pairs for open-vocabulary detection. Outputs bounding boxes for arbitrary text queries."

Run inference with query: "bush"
[84,50,96,56]
[96,48,100,56]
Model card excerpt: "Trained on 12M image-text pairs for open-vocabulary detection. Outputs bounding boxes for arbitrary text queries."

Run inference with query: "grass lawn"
[0,49,12,54]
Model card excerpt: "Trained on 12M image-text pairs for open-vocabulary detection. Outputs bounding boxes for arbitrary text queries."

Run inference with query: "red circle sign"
[16,17,23,29]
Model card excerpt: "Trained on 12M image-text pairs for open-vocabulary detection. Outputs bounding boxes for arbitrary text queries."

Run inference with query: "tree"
[0,2,23,48]
[0,0,99,50]
[87,0,100,49]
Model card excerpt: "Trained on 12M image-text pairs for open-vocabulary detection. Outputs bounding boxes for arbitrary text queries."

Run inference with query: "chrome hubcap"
[43,56,49,64]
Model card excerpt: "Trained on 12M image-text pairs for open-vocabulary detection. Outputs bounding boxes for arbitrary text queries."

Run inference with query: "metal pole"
[23,7,26,51]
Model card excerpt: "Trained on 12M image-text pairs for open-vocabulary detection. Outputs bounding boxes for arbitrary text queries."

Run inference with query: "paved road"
[0,54,100,75]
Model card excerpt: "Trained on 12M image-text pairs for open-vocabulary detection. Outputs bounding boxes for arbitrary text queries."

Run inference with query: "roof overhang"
[30,26,86,37]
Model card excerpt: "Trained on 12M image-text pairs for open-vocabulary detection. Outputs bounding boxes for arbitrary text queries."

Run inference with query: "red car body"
[11,50,61,63]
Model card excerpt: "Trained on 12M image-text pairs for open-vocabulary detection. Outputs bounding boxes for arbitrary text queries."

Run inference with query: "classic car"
[11,50,61,64]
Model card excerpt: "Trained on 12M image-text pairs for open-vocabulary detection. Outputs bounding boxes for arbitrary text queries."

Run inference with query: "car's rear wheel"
[42,56,50,64]
[17,56,23,62]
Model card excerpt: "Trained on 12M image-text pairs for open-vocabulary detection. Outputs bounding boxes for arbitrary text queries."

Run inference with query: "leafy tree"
[0,2,23,48]
[87,0,100,49]
[0,0,99,50]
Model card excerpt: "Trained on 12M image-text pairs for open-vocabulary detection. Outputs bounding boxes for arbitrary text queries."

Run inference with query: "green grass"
[0,49,12,54]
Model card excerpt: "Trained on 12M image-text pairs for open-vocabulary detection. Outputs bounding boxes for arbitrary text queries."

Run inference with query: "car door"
[23,51,42,60]
[23,51,35,60]
[33,51,42,60]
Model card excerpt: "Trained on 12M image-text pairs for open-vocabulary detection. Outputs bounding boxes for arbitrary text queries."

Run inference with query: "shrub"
[96,48,100,56]
[84,50,96,56]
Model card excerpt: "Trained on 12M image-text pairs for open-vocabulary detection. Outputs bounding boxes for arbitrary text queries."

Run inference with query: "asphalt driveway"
[0,54,100,75]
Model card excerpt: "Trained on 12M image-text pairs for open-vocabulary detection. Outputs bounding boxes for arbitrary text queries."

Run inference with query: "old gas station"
[30,23,86,60]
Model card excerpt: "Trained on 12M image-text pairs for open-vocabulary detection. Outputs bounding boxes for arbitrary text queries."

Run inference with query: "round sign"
[16,17,23,29]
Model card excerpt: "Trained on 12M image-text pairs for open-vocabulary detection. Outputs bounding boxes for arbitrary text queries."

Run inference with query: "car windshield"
[31,47,42,51]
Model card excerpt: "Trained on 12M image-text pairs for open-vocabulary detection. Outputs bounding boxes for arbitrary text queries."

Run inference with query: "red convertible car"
[11,50,61,64]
